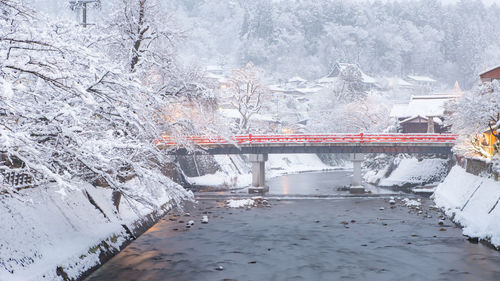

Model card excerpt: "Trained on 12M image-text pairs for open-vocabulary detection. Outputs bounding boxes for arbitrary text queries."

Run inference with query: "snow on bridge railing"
[156,133,458,146]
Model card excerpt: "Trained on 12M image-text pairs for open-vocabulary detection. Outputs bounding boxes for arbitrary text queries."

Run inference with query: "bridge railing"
[157,133,458,146]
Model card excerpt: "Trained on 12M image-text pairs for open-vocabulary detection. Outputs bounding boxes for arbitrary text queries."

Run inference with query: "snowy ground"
[433,166,500,247]
[187,154,343,188]
[368,158,450,188]
[0,179,191,281]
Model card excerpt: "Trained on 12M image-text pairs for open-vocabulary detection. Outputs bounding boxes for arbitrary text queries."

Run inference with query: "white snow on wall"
[433,166,500,247]
[0,179,191,281]
[378,158,449,187]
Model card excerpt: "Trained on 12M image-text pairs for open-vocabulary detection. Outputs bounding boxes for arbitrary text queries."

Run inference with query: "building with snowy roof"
[325,62,378,91]
[479,66,500,83]
[390,95,458,133]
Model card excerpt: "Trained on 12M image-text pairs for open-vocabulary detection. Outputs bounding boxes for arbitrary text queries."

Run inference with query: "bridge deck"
[158,133,457,155]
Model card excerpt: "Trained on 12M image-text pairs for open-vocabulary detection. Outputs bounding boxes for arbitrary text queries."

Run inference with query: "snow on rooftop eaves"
[268,84,286,92]
[411,94,460,100]
[399,115,428,123]
[385,77,413,87]
[335,63,376,84]
[361,72,376,84]
[391,96,453,118]
[407,75,437,83]
[206,65,224,71]
[479,65,500,76]
[289,76,307,83]
[295,87,323,94]
[219,108,276,121]
[389,104,409,118]
[205,72,227,82]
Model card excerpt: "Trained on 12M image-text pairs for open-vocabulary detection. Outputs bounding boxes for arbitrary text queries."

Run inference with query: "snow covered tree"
[333,64,366,103]
[105,0,216,140]
[225,62,269,134]
[341,95,392,132]
[0,0,198,208]
[446,81,500,158]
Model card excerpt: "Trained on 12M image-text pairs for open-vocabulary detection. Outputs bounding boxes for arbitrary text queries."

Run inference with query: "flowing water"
[86,171,500,281]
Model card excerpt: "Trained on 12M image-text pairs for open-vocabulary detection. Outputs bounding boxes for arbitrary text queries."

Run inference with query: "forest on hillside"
[168,0,500,88]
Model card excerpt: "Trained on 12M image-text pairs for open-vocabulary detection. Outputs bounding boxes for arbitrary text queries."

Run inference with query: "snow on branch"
[0,0,217,207]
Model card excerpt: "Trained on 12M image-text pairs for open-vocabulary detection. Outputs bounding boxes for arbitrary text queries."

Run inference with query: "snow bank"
[186,155,250,187]
[187,154,338,188]
[433,166,500,247]
[0,180,192,281]
[378,158,449,187]
[267,154,333,176]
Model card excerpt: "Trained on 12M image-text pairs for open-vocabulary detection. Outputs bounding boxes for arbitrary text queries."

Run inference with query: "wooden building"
[480,66,500,83]
[398,115,445,134]
[390,95,457,134]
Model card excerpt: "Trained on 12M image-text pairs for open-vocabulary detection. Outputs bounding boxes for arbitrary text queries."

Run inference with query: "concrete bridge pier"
[350,153,365,194]
[249,154,268,193]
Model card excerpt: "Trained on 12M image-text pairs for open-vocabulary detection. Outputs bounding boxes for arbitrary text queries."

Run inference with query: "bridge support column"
[350,153,365,194]
[249,154,268,193]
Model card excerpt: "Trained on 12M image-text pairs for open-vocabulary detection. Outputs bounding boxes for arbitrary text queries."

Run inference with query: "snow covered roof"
[385,77,413,87]
[390,95,455,118]
[219,109,275,121]
[205,72,227,82]
[361,72,377,84]
[398,115,443,125]
[335,63,376,84]
[390,104,409,118]
[268,84,286,92]
[411,94,459,100]
[399,115,428,123]
[295,87,323,94]
[289,76,307,83]
[316,77,337,84]
[407,75,436,83]
[206,65,223,71]
[479,65,500,76]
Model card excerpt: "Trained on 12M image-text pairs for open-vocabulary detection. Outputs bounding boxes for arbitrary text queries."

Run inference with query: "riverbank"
[186,154,343,189]
[0,180,191,281]
[433,165,500,248]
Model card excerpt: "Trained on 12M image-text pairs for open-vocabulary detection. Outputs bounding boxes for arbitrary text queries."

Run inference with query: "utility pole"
[69,0,100,27]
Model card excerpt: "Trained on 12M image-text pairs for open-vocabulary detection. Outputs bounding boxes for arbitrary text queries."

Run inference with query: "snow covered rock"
[226,199,255,208]
[402,198,422,208]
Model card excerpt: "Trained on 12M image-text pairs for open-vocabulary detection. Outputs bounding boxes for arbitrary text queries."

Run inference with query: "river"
[86,171,500,281]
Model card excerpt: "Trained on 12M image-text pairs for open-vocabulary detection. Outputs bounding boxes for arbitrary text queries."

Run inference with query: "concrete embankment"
[433,165,500,248]
[0,179,191,281]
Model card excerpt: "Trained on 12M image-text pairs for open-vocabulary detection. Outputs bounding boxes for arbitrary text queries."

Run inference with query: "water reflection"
[280,176,290,195]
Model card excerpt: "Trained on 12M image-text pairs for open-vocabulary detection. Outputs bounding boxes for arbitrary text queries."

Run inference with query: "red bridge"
[158,133,458,155]
[158,133,457,192]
